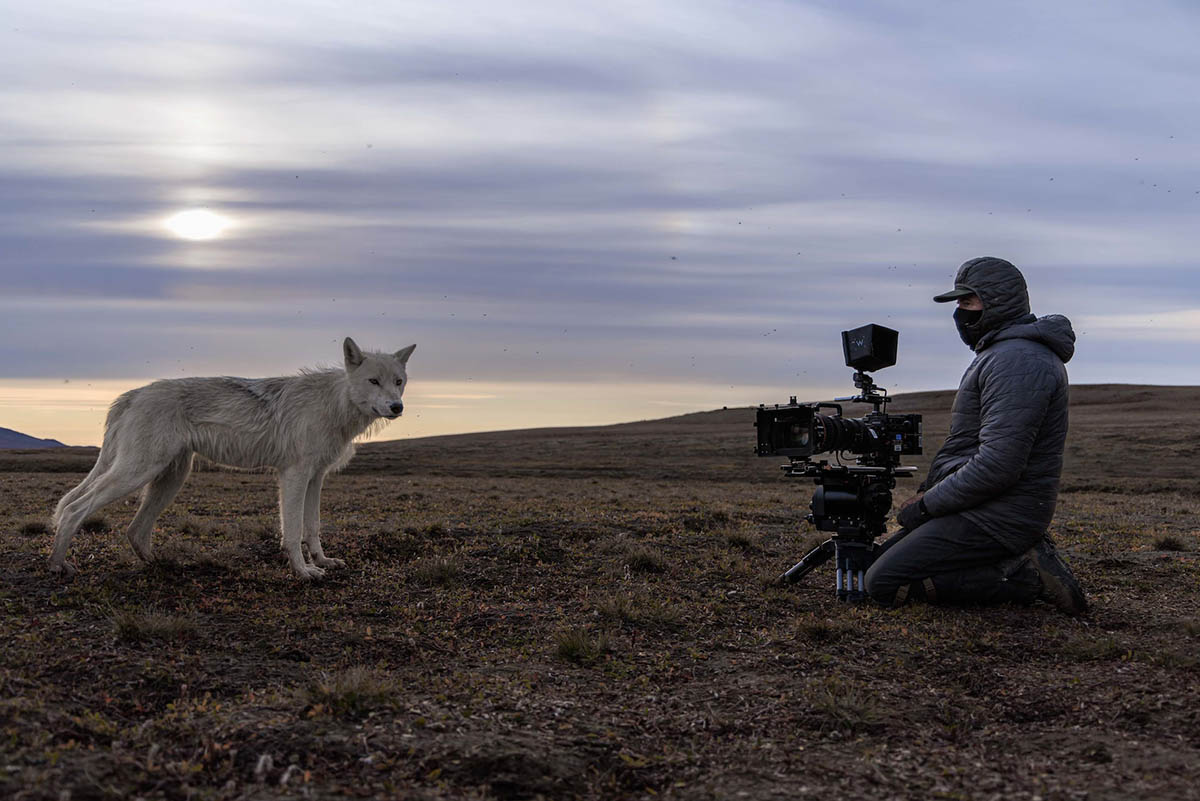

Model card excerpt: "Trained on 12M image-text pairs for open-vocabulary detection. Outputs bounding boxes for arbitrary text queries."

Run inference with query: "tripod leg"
[835,540,877,603]
[779,539,836,585]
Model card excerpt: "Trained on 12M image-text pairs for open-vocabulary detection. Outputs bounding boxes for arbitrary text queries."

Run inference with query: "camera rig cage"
[755,324,922,602]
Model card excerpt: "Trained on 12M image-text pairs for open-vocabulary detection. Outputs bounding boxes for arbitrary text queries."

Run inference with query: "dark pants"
[864,514,1041,607]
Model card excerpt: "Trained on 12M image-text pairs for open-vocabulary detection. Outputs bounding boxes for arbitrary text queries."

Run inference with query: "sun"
[164,209,231,241]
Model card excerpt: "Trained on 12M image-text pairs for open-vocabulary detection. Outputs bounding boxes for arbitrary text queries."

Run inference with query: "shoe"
[1027,538,1088,615]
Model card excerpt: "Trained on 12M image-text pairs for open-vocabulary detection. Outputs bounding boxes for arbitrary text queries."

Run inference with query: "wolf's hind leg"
[50,458,171,575]
[50,468,110,575]
[303,472,344,569]
[126,453,193,562]
[53,454,112,530]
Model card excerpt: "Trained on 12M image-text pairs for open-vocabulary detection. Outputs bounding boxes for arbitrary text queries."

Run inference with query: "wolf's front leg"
[303,472,345,569]
[279,469,324,580]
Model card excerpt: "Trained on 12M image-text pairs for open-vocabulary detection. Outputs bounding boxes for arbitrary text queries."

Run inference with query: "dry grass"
[596,591,684,629]
[110,608,199,643]
[79,514,109,534]
[305,666,401,718]
[410,555,462,586]
[1153,535,1188,551]
[17,518,49,537]
[554,627,612,665]
[804,677,885,733]
[623,544,667,574]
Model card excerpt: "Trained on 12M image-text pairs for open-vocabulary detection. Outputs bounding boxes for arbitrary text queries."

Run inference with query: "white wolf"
[50,337,415,580]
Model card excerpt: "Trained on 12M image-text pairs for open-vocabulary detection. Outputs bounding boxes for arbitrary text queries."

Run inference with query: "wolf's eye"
[368,378,380,386]
[395,379,402,387]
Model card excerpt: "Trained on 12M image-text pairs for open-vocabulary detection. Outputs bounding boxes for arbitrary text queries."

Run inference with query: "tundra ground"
[2,385,1197,800]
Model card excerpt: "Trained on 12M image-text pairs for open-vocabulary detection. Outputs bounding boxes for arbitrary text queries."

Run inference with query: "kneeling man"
[864,257,1087,614]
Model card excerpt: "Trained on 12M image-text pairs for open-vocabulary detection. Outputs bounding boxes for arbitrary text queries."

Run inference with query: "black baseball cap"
[932,284,976,303]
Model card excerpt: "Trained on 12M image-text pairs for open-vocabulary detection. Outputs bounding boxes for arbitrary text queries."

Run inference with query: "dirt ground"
[1,384,1198,800]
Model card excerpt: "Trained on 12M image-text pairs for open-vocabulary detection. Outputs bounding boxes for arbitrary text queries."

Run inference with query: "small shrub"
[804,677,883,733]
[306,666,399,718]
[238,519,278,542]
[411,556,461,586]
[625,545,667,574]
[796,617,851,644]
[18,518,50,537]
[596,592,682,629]
[154,539,209,564]
[554,627,611,665]
[725,530,760,552]
[1153,535,1187,552]
[179,515,224,538]
[636,599,683,628]
[193,544,242,572]
[80,515,109,534]
[596,594,635,623]
[111,608,198,643]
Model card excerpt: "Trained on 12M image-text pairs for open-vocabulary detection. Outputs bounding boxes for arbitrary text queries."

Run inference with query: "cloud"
[1,0,1198,442]
[1076,309,1200,342]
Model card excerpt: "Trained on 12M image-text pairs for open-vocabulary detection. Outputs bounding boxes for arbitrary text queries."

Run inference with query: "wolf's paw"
[313,556,346,569]
[49,560,78,578]
[294,564,326,581]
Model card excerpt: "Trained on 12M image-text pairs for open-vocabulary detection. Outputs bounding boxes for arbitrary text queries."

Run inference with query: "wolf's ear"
[343,337,365,371]
[394,344,416,364]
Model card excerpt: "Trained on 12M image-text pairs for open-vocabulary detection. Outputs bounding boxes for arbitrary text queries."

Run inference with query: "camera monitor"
[841,323,898,372]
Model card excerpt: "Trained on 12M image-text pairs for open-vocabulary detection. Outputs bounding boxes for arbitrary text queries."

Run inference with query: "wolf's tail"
[52,390,137,528]
[94,391,137,470]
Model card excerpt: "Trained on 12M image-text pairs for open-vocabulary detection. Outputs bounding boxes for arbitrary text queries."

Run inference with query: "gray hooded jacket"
[920,258,1076,553]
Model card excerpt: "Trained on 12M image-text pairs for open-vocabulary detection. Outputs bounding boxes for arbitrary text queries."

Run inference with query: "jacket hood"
[982,313,1076,363]
[953,257,1031,339]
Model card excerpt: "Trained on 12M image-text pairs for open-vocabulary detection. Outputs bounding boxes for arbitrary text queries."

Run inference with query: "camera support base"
[780,538,876,603]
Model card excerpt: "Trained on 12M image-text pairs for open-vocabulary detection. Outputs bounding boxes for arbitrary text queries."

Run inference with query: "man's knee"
[866,579,900,607]
[865,568,934,607]
[864,557,919,606]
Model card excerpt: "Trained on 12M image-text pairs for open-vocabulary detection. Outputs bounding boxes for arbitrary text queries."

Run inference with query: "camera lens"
[812,414,864,453]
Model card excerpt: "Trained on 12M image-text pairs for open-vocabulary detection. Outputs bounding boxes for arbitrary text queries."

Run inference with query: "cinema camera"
[755,324,923,602]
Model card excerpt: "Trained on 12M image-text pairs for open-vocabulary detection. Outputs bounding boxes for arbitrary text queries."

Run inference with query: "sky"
[2,0,1198,446]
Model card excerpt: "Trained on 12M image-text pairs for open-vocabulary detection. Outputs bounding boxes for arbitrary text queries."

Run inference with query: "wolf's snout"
[389,402,404,415]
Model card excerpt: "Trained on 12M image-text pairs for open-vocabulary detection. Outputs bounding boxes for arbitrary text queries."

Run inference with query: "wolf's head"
[343,337,416,420]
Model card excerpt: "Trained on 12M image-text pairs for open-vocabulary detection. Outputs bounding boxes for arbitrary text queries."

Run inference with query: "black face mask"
[954,307,985,348]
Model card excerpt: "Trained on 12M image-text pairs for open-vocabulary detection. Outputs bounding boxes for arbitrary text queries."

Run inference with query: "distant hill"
[337,383,1199,496]
[0,427,67,449]
[2,386,1197,496]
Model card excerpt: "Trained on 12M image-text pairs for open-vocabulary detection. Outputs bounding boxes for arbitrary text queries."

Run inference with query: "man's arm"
[920,351,1056,517]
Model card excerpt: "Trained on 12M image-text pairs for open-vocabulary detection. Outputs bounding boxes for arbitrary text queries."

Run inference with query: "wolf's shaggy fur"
[50,338,415,579]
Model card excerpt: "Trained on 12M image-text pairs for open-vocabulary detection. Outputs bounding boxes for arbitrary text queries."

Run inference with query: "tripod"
[777,462,915,602]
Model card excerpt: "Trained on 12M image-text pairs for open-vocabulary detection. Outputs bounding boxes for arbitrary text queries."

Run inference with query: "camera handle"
[835,371,890,414]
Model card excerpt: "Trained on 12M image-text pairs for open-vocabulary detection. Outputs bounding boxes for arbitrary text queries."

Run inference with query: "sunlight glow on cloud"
[164,209,232,241]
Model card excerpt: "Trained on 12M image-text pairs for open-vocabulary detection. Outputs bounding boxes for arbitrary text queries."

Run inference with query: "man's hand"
[895,492,933,530]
